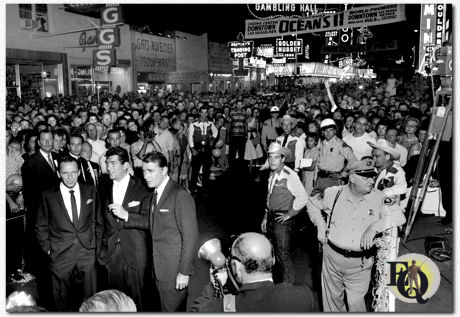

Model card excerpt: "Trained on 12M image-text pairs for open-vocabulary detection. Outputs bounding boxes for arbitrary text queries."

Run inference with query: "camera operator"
[189,232,314,312]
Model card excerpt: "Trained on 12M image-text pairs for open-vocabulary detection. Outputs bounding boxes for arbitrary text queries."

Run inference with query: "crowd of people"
[5,71,452,312]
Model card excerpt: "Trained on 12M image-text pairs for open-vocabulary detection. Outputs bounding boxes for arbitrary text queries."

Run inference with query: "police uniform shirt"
[374,162,407,198]
[188,121,218,149]
[306,185,406,251]
[275,135,306,171]
[267,166,308,212]
[261,118,280,144]
[317,136,357,172]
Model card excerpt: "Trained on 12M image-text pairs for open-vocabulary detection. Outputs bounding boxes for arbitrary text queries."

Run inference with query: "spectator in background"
[386,127,408,167]
[343,116,375,160]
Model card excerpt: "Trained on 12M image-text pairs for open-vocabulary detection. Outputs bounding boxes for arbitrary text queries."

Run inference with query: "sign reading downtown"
[245,4,405,39]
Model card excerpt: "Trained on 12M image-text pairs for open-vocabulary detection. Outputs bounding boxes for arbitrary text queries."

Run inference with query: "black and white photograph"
[3,2,454,313]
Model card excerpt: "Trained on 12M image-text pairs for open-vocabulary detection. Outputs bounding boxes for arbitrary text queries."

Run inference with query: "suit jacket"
[34,182,99,269]
[76,156,96,186]
[97,175,150,269]
[137,179,199,282]
[21,151,60,216]
[190,281,314,312]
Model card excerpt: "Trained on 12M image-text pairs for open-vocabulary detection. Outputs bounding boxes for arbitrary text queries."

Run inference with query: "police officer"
[311,118,357,196]
[306,158,406,312]
[275,115,306,172]
[368,139,407,203]
[188,106,218,194]
[261,143,308,284]
[261,106,281,152]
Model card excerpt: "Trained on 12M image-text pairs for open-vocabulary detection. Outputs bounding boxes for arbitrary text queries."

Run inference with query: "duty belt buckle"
[344,249,352,258]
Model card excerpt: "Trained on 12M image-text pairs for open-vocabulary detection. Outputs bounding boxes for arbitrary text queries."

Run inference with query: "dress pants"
[321,243,373,312]
[154,276,187,312]
[105,244,148,311]
[228,136,246,165]
[266,213,296,284]
[49,244,96,311]
[190,147,212,192]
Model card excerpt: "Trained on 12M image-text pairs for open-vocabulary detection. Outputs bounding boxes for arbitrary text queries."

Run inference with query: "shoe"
[437,218,452,225]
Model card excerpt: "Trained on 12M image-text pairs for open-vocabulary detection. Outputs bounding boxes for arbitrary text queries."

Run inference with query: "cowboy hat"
[267,142,291,161]
[281,115,297,127]
[367,139,400,160]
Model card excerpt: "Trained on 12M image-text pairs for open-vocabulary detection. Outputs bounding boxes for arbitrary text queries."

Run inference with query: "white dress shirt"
[112,173,131,205]
[155,175,170,204]
[60,183,81,221]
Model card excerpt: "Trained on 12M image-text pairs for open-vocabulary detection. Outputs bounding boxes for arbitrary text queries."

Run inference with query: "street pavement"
[186,161,321,311]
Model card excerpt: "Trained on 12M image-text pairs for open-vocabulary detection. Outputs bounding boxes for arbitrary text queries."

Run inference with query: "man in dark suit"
[141,152,199,312]
[189,232,314,312]
[81,141,101,187]
[34,156,99,311]
[67,133,95,186]
[96,146,151,311]
[21,129,61,307]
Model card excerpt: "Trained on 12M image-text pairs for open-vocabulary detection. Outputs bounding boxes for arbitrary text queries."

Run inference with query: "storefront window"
[71,66,94,97]
[19,4,48,32]
[6,65,19,97]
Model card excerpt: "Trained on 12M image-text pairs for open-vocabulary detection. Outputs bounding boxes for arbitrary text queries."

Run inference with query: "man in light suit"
[97,146,151,311]
[35,156,99,311]
[141,152,199,312]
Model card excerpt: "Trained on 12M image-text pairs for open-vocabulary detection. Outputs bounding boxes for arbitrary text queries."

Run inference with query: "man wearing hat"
[261,106,281,152]
[306,158,406,312]
[275,115,306,172]
[261,143,308,284]
[311,118,357,196]
[368,139,407,203]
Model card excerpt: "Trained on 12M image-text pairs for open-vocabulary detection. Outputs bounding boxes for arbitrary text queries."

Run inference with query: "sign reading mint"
[94,5,124,73]
[228,32,253,77]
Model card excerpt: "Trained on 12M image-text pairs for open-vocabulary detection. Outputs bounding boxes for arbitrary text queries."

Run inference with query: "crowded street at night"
[4,3,454,313]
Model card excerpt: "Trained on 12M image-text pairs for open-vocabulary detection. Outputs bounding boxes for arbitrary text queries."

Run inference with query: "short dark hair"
[39,129,54,139]
[69,133,83,143]
[106,146,129,164]
[142,151,168,168]
[59,155,80,171]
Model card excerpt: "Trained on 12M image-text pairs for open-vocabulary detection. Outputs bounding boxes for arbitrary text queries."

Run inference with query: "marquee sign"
[228,32,252,77]
[275,37,303,58]
[93,5,124,72]
[245,4,405,39]
[247,3,320,19]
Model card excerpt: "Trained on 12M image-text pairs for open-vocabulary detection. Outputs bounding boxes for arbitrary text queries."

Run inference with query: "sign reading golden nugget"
[245,4,405,39]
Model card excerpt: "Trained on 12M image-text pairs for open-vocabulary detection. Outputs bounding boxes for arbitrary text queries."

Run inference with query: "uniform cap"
[320,118,337,130]
[349,157,377,178]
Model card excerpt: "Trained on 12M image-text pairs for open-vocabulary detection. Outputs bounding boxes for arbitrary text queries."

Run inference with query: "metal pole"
[404,97,452,242]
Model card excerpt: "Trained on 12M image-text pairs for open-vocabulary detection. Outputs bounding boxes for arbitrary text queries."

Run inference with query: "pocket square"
[128,201,140,207]
[86,199,93,204]
[159,209,170,213]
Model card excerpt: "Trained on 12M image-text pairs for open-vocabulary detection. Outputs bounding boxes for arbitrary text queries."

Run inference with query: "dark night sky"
[122,3,421,43]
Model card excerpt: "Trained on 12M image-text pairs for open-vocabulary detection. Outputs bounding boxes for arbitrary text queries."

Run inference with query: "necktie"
[152,189,158,212]
[282,135,288,147]
[47,153,56,173]
[69,190,79,227]
[79,158,87,182]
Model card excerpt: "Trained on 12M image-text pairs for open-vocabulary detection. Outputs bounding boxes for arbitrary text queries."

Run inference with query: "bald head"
[232,232,274,274]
